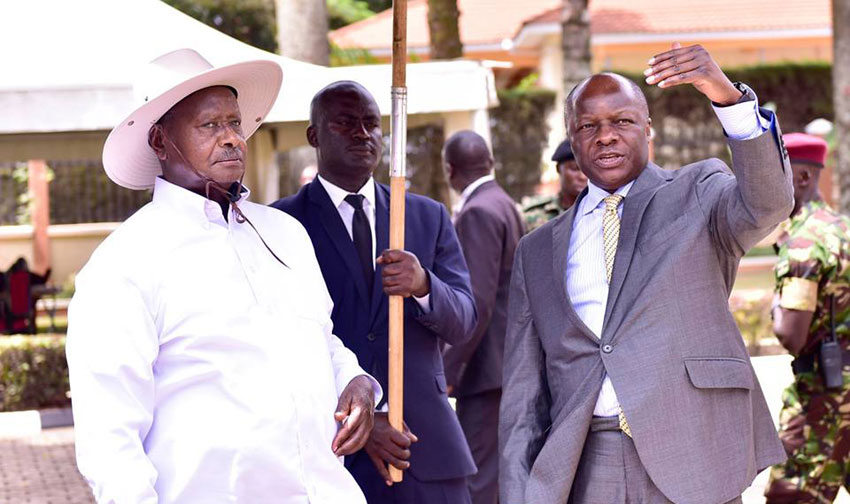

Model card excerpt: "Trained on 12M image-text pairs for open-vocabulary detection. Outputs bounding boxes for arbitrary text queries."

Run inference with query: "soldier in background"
[521,139,587,233]
[765,133,850,503]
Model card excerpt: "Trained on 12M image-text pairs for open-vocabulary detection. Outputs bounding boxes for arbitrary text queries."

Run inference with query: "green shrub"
[0,335,70,412]
[491,86,557,201]
[729,291,773,348]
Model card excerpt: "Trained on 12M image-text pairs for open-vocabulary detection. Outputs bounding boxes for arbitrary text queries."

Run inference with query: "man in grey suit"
[499,43,791,504]
[442,130,524,504]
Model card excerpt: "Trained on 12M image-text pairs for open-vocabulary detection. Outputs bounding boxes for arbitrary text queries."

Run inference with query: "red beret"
[784,132,828,167]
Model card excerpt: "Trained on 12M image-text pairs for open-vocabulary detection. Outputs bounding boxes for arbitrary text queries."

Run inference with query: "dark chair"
[5,258,34,334]
[0,271,8,334]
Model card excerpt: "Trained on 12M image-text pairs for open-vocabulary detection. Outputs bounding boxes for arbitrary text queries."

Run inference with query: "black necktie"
[344,194,374,291]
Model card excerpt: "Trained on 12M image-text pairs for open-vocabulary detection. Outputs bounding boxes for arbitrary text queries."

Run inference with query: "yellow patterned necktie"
[602,194,624,284]
[601,194,632,437]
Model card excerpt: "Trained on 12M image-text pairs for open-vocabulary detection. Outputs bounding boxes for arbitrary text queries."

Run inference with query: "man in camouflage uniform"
[521,139,587,232]
[765,133,850,503]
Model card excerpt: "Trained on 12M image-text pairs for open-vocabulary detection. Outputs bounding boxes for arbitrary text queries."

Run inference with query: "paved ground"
[0,427,92,503]
[1,355,848,503]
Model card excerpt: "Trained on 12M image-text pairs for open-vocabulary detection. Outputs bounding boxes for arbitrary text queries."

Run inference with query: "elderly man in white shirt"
[66,49,380,504]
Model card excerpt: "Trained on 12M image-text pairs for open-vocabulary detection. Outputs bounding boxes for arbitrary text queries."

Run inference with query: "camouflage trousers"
[765,370,850,503]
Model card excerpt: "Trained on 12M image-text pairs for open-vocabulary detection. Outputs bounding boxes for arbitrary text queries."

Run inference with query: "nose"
[219,123,245,149]
[595,122,617,145]
[352,120,370,140]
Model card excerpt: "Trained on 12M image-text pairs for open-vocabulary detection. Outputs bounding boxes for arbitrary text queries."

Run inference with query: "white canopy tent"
[0,0,498,199]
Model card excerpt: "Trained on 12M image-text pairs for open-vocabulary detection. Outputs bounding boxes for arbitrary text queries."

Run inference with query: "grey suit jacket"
[499,117,792,504]
[444,180,525,397]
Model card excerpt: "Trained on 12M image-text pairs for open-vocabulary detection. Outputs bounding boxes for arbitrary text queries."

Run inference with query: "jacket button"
[602,344,613,354]
[367,332,376,342]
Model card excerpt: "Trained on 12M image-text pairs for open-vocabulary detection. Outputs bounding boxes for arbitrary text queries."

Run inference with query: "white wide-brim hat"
[103,48,282,190]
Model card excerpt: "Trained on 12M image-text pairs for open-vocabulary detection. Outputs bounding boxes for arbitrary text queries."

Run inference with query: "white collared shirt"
[567,96,769,417]
[67,177,380,504]
[454,174,494,214]
[317,175,431,311]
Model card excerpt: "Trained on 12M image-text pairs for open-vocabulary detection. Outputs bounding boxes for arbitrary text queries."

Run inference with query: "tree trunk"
[274,0,330,65]
[427,0,463,60]
[562,0,591,100]
[835,0,850,213]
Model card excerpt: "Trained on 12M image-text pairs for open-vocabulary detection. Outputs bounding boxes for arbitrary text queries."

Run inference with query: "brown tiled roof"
[330,0,830,50]
[330,0,561,49]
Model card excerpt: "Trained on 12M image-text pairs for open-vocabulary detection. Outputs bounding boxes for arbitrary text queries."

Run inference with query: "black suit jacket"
[271,179,478,482]
[443,180,524,397]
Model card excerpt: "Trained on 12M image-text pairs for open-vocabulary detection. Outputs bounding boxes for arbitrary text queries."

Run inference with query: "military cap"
[784,132,829,167]
[551,140,574,163]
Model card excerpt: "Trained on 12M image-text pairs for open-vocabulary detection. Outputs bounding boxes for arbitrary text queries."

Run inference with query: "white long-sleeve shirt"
[568,93,770,417]
[66,177,380,504]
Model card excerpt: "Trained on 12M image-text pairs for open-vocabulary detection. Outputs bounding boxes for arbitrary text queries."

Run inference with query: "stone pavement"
[0,355,848,503]
[0,427,92,504]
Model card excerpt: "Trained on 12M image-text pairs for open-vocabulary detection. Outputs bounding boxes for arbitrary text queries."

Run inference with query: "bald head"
[443,130,493,192]
[310,80,376,127]
[565,73,648,128]
[563,72,652,191]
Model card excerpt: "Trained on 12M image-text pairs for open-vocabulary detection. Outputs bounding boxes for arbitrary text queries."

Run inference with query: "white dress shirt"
[453,174,494,215]
[317,174,431,311]
[568,95,769,417]
[67,177,381,504]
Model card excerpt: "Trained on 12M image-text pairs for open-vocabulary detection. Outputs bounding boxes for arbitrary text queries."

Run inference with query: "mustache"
[215,148,244,163]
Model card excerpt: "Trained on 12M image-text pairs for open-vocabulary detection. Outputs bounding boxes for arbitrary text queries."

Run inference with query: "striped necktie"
[602,193,632,437]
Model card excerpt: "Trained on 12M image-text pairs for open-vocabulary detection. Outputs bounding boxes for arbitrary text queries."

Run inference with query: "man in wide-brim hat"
[66,48,380,503]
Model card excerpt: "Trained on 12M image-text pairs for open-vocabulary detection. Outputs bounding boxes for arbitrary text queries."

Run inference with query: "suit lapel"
[308,180,371,305]
[552,190,599,344]
[601,164,670,337]
[369,181,390,325]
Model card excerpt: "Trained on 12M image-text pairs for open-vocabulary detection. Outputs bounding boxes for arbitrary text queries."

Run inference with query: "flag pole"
[388,0,408,485]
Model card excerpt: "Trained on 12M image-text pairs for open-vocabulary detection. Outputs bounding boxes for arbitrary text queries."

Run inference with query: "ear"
[645,117,653,142]
[799,166,812,188]
[306,125,319,148]
[148,125,168,161]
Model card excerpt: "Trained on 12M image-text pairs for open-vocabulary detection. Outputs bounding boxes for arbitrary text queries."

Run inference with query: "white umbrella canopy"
[1,0,496,134]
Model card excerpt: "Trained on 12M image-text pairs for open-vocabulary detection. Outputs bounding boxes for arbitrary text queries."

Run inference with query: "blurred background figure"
[765,133,850,503]
[299,164,318,186]
[522,139,587,233]
[442,130,523,504]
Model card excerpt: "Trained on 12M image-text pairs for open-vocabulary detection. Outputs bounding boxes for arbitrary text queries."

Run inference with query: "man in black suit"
[442,130,524,504]
[272,81,477,504]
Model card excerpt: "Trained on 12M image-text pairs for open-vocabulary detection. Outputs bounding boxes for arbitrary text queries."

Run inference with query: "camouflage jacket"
[521,194,566,233]
[774,200,850,354]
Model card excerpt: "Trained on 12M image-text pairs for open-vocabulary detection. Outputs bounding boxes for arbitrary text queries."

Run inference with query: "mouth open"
[596,152,624,168]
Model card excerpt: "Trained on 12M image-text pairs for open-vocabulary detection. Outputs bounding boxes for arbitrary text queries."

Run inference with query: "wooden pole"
[388,0,408,484]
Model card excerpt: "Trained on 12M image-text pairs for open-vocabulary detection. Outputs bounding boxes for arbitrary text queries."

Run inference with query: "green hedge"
[491,87,557,202]
[0,335,70,412]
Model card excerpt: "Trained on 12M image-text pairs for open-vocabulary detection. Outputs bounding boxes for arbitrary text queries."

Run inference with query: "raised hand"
[644,42,742,106]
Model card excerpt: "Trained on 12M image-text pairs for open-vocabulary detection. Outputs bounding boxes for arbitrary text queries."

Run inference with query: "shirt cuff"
[414,293,432,313]
[337,371,383,408]
[711,91,770,140]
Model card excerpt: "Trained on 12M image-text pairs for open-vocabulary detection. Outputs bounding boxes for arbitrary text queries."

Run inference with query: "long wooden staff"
[388,0,408,485]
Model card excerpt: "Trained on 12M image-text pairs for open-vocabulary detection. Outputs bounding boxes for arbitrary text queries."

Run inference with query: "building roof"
[528,0,830,34]
[2,0,497,134]
[330,0,561,53]
[331,0,831,52]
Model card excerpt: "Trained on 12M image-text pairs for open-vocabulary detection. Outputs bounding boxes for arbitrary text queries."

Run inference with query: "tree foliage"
[327,0,375,29]
[163,0,278,52]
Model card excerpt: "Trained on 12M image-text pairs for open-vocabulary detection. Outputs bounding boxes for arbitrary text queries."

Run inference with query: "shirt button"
[602,344,613,354]
[367,332,376,342]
